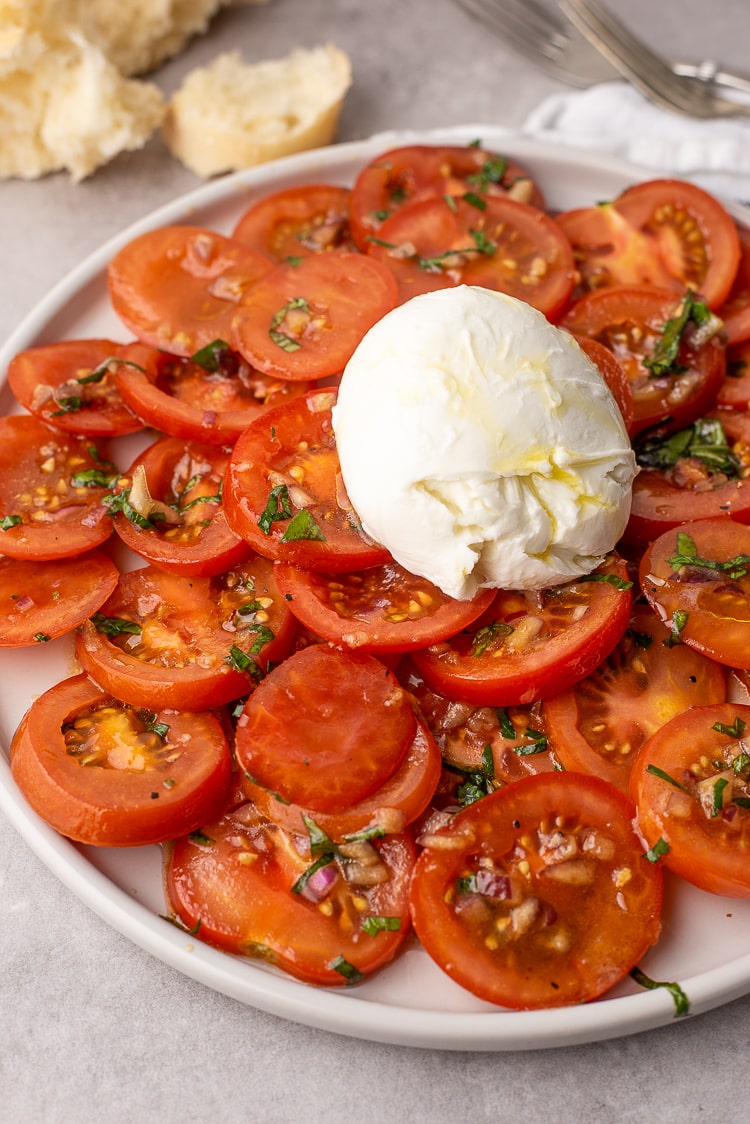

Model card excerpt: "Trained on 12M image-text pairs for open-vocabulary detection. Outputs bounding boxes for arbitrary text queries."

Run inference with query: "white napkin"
[523,81,750,204]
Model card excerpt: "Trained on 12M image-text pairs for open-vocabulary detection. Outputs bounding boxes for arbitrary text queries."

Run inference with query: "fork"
[453,0,750,103]
[559,0,750,118]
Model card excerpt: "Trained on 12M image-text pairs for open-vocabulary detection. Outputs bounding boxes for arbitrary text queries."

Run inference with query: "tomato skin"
[640,519,750,669]
[10,674,232,846]
[232,183,355,262]
[224,388,389,572]
[718,224,750,345]
[166,802,416,985]
[235,644,417,812]
[75,559,295,709]
[231,252,398,380]
[111,437,252,577]
[108,225,274,357]
[274,559,496,654]
[0,551,118,647]
[7,339,144,437]
[349,144,545,251]
[543,606,727,794]
[411,555,633,706]
[572,333,634,432]
[0,415,113,560]
[718,339,750,409]
[630,703,750,898]
[410,772,663,1009]
[561,285,726,438]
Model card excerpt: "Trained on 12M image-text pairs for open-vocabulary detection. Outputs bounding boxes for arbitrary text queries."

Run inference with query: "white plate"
[3,124,750,1051]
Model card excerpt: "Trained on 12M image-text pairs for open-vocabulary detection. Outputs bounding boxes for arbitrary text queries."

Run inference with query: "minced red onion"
[300,863,338,903]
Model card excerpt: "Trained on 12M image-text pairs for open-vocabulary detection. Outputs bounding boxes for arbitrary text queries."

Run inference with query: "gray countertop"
[2,2,750,1120]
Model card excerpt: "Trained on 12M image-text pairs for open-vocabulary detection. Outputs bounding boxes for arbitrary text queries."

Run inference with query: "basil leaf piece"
[328,955,365,984]
[636,416,740,477]
[268,297,309,352]
[91,613,142,638]
[644,837,670,863]
[713,717,747,738]
[0,514,22,531]
[257,483,294,535]
[361,916,401,936]
[577,572,633,591]
[643,291,720,378]
[630,965,690,1017]
[190,339,232,372]
[280,510,326,542]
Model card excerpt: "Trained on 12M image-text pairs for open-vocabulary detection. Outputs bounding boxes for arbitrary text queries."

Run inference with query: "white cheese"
[331,286,636,600]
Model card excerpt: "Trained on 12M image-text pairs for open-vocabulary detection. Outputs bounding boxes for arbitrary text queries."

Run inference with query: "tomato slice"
[718,223,750,345]
[10,673,232,846]
[367,195,575,318]
[274,559,496,654]
[241,714,442,838]
[111,436,251,576]
[410,771,663,1009]
[224,387,389,572]
[349,144,545,251]
[572,333,634,432]
[630,702,750,897]
[235,644,416,812]
[639,518,750,669]
[108,225,274,356]
[543,605,727,794]
[0,551,118,647]
[0,415,113,560]
[232,184,355,262]
[561,286,726,437]
[75,558,295,709]
[626,411,750,548]
[7,339,145,437]
[230,252,398,380]
[113,342,313,446]
[410,555,633,706]
[166,800,416,985]
[718,338,750,409]
[557,178,741,310]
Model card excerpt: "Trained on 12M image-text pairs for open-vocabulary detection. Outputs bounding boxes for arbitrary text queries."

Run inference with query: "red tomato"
[411,555,633,706]
[223,388,389,572]
[410,771,663,1009]
[561,286,726,437]
[75,559,295,709]
[231,252,398,380]
[108,225,274,356]
[717,338,750,409]
[232,183,355,262]
[572,333,634,431]
[0,551,118,647]
[235,644,416,812]
[111,437,251,576]
[10,674,232,846]
[630,702,750,897]
[367,195,575,318]
[349,143,545,251]
[543,606,727,794]
[0,415,113,560]
[718,224,750,345]
[626,411,750,547]
[113,343,313,446]
[7,339,145,437]
[274,559,496,654]
[557,178,741,309]
[241,714,442,838]
[166,800,416,985]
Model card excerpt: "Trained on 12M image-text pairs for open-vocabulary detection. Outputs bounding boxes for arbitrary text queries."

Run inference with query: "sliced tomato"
[572,333,634,431]
[630,702,750,897]
[543,605,727,794]
[274,559,496,654]
[231,252,398,380]
[232,184,355,262]
[235,644,416,812]
[0,415,113,560]
[166,800,415,985]
[639,519,750,669]
[718,339,750,409]
[113,342,314,446]
[110,436,251,576]
[718,223,750,345]
[349,144,545,251]
[223,388,389,572]
[10,673,232,846]
[7,339,145,437]
[241,714,442,838]
[367,195,575,318]
[0,551,118,647]
[410,555,633,706]
[561,286,726,437]
[557,178,741,310]
[75,558,295,709]
[410,771,663,1009]
[108,225,274,356]
[626,411,750,547]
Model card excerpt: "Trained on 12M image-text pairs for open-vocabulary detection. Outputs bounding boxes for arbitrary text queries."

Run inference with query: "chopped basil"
[257,483,294,535]
[471,619,513,657]
[664,609,689,648]
[179,481,223,511]
[280,509,326,542]
[50,395,83,415]
[643,291,721,378]
[190,339,232,371]
[455,745,496,806]
[626,628,654,650]
[291,853,334,895]
[514,729,548,756]
[667,531,750,581]
[466,156,507,193]
[496,708,517,739]
[341,824,387,845]
[713,717,747,738]
[469,228,496,254]
[711,777,729,817]
[71,467,118,488]
[646,763,690,793]
[103,490,163,530]
[33,632,50,643]
[302,813,334,859]
[269,296,309,352]
[636,416,741,477]
[328,955,365,984]
[188,831,215,846]
[630,965,690,1017]
[160,913,202,936]
[644,837,670,863]
[91,613,142,637]
[361,915,401,936]
[78,356,146,383]
[577,572,633,591]
[226,644,263,682]
[443,194,458,213]
[0,514,22,530]
[140,710,170,740]
[462,191,487,211]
